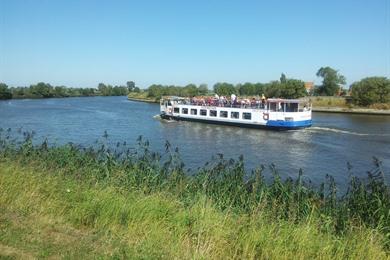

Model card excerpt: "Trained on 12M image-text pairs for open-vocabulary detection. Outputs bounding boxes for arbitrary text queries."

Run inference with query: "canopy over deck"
[266,98,309,103]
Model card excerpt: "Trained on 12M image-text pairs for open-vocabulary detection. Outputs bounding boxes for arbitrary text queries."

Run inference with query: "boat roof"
[161,96,309,103]
[161,96,188,101]
[267,98,308,103]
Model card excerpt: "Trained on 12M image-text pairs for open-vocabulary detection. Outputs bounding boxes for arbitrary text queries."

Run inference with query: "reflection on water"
[1,97,389,186]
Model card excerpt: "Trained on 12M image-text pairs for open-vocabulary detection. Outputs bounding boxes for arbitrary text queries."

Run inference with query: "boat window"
[231,111,239,119]
[269,102,277,112]
[286,103,298,112]
[209,110,217,117]
[242,112,251,120]
[190,109,197,115]
[182,108,188,114]
[220,111,228,118]
[200,109,207,116]
[173,107,180,113]
[279,103,285,112]
[168,101,172,106]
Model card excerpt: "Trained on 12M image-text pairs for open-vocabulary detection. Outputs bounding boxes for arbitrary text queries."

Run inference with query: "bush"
[350,77,390,106]
[0,83,12,99]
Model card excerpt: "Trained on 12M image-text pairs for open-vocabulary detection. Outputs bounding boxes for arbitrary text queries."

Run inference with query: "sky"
[1,0,389,88]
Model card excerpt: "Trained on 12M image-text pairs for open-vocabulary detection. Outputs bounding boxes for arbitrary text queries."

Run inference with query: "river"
[1,96,389,185]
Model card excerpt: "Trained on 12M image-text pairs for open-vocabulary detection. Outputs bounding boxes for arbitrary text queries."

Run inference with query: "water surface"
[1,96,389,185]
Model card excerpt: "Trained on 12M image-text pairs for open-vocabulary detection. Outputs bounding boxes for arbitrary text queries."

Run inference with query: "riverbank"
[312,106,390,115]
[127,92,158,103]
[0,134,389,258]
[127,96,158,103]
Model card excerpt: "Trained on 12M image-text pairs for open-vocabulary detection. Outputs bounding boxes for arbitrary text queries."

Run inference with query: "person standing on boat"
[231,94,237,106]
[261,94,266,108]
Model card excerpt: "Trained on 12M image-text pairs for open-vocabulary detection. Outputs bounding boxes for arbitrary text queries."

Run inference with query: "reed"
[0,128,389,258]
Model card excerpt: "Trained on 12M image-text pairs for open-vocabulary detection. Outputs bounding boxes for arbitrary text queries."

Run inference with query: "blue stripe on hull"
[160,114,312,130]
[266,119,312,128]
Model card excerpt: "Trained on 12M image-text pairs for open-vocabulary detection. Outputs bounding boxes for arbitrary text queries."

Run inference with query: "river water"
[1,96,389,185]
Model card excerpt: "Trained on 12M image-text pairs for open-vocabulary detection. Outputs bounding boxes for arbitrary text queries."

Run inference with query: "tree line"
[212,75,307,99]
[145,76,308,100]
[0,82,136,100]
[1,67,389,106]
[145,67,389,106]
[147,84,209,99]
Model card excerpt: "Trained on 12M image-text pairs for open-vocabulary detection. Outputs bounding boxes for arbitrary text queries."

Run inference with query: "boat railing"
[166,97,311,112]
[174,100,267,109]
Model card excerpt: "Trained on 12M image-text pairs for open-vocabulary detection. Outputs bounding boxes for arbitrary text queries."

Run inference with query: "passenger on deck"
[261,94,266,109]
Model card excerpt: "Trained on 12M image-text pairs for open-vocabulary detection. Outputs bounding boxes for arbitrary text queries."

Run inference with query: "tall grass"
[310,96,348,108]
[0,128,389,257]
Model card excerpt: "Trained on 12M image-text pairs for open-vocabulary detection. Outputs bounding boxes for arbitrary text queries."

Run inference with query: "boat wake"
[307,127,381,136]
[153,114,177,123]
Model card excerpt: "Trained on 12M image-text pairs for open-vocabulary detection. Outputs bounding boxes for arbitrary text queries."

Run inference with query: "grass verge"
[0,159,388,259]
[0,131,389,258]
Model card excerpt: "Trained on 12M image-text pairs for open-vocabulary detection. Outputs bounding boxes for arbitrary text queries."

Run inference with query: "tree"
[280,79,307,99]
[198,84,208,95]
[239,82,256,96]
[127,81,135,92]
[147,84,164,98]
[0,83,12,99]
[98,83,113,96]
[265,81,281,98]
[184,84,198,97]
[280,73,287,84]
[30,82,54,98]
[350,77,390,106]
[253,83,265,95]
[316,67,346,96]
[54,86,67,97]
[213,82,236,96]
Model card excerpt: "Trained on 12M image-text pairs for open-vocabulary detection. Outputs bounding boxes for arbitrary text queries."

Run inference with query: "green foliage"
[213,82,236,96]
[316,67,346,96]
[280,73,287,84]
[264,76,307,99]
[281,79,307,99]
[30,82,54,98]
[98,83,128,96]
[1,160,387,258]
[147,84,209,99]
[237,82,265,96]
[350,77,390,106]
[198,83,209,95]
[126,81,136,92]
[6,82,131,99]
[211,75,306,99]
[0,129,389,253]
[265,81,281,98]
[0,130,389,257]
[0,83,12,99]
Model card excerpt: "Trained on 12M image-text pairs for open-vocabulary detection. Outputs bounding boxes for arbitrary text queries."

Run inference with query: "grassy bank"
[0,132,389,258]
[310,96,390,110]
[310,96,349,108]
[127,92,159,103]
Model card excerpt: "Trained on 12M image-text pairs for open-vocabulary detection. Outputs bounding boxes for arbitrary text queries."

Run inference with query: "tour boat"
[160,96,312,130]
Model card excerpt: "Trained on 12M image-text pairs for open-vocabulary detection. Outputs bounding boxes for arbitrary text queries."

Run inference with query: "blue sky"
[1,0,389,88]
